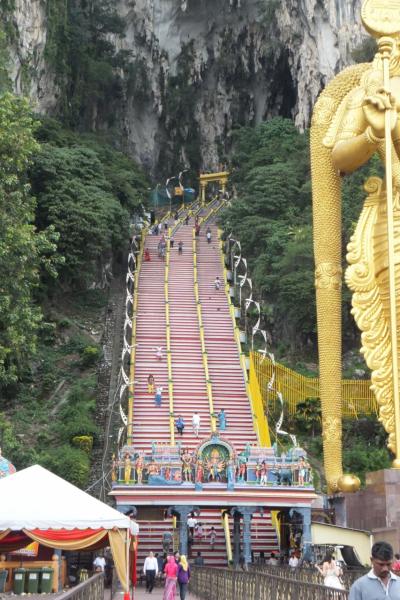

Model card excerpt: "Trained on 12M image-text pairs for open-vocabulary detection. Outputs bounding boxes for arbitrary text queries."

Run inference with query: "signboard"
[11,542,39,557]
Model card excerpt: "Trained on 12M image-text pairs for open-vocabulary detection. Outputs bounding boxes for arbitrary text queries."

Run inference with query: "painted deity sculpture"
[206,448,226,482]
[311,0,400,491]
[111,454,117,482]
[124,453,132,484]
[181,449,193,482]
[136,454,144,484]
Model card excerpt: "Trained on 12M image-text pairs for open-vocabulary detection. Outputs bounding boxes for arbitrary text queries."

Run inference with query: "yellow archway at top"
[199,171,229,204]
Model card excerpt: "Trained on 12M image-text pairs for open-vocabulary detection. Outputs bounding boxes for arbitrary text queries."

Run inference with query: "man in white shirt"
[192,412,200,438]
[288,553,299,568]
[93,554,106,572]
[143,551,158,593]
[187,514,197,537]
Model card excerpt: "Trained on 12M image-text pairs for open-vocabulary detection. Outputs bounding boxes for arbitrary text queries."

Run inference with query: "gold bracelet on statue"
[364,126,384,145]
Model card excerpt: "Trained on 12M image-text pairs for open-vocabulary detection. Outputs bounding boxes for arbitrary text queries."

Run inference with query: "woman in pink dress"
[163,555,178,600]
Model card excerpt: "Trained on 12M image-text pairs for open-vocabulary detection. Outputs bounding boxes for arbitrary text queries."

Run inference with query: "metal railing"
[249,564,366,590]
[193,227,216,432]
[218,231,264,446]
[189,567,349,600]
[165,226,175,444]
[251,351,377,418]
[127,228,146,441]
[58,574,104,600]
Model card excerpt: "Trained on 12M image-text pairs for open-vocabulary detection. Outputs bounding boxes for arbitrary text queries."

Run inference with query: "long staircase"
[130,229,171,448]
[128,203,279,569]
[196,223,258,447]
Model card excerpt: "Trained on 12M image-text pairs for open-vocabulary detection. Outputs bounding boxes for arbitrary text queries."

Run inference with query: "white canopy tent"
[0,465,130,529]
[0,465,132,596]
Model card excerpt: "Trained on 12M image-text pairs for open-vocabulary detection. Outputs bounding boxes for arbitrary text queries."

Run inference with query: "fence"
[249,564,366,590]
[189,567,348,600]
[58,574,104,600]
[251,352,377,418]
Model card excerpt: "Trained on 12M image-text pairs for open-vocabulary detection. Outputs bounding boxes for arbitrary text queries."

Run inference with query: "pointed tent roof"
[0,464,130,530]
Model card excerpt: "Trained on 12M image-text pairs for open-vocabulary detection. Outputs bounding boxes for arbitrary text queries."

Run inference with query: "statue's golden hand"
[363,88,397,138]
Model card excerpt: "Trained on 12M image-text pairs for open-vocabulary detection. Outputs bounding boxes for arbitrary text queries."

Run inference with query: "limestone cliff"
[2,0,366,174]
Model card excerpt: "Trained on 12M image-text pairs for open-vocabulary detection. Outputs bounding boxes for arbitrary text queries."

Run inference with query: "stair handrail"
[165,226,175,445]
[127,227,147,442]
[192,228,217,433]
[198,197,227,227]
[217,229,267,446]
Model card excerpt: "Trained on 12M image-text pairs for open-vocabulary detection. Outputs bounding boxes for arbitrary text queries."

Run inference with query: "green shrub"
[39,445,90,488]
[72,435,93,453]
[80,345,101,368]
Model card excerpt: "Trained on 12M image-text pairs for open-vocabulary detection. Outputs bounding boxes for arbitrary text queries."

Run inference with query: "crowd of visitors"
[142,548,191,600]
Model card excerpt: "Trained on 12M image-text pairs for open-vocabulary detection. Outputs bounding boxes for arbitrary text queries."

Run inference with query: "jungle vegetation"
[0,92,148,487]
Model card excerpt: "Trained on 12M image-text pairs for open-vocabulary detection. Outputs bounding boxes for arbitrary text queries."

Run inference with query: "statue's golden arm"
[332,133,380,174]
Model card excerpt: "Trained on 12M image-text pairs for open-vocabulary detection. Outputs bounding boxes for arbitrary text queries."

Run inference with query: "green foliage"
[292,398,321,438]
[80,346,101,368]
[29,118,149,289]
[44,0,128,129]
[72,435,93,454]
[31,144,128,286]
[343,443,391,485]
[39,445,90,488]
[56,377,100,444]
[0,93,58,387]
[0,28,11,93]
[222,117,383,356]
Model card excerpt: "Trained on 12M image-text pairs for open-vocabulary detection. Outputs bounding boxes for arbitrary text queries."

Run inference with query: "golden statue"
[311,0,400,492]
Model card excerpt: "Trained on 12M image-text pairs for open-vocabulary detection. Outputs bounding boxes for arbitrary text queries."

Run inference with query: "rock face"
[4,0,366,173]
[5,0,58,113]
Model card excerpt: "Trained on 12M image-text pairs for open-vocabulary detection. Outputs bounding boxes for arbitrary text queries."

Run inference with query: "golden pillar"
[200,181,206,205]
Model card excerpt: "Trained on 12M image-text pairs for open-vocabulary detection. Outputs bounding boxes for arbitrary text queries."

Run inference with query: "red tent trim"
[28,529,103,541]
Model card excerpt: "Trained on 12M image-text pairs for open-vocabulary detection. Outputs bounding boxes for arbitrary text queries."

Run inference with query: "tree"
[0,93,58,388]
[30,144,129,287]
[222,117,383,357]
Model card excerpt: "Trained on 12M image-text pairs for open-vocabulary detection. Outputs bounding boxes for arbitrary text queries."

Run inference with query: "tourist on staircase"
[192,412,200,438]
[195,522,204,542]
[175,415,185,436]
[143,551,158,593]
[218,409,227,431]
[162,530,173,554]
[206,227,212,244]
[178,240,183,254]
[154,346,163,361]
[209,527,216,551]
[155,386,163,407]
[214,276,221,290]
[163,556,178,600]
[147,374,155,394]
[177,555,191,600]
[194,551,204,566]
[144,248,151,261]
[187,513,197,539]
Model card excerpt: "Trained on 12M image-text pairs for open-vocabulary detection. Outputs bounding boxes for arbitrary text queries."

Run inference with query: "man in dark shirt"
[194,551,204,566]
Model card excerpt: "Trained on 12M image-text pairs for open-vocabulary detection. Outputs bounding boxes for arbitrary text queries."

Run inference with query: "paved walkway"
[113,585,198,600]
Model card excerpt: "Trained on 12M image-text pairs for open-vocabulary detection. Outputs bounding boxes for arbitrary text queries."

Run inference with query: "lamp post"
[165,175,179,215]
[165,176,174,215]
[178,169,189,208]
